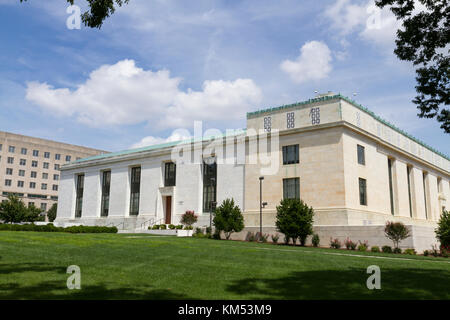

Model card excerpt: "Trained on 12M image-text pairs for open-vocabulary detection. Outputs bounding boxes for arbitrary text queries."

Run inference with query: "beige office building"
[0,131,105,213]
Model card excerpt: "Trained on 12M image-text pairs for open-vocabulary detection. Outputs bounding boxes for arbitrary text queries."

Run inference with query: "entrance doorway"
[165,196,172,224]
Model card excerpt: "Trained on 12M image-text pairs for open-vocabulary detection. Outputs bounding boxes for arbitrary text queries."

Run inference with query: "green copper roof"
[247,94,449,162]
[72,129,247,164]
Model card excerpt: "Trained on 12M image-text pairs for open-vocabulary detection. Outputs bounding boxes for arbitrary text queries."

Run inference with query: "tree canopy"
[376,0,449,133]
[20,0,130,29]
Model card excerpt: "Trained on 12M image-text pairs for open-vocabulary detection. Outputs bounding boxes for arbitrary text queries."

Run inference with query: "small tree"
[25,204,42,223]
[275,198,314,246]
[47,203,58,222]
[436,210,450,248]
[384,221,411,249]
[0,195,28,223]
[180,210,198,227]
[213,198,244,240]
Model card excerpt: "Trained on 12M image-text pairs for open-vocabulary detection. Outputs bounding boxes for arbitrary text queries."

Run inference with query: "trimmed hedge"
[0,223,118,234]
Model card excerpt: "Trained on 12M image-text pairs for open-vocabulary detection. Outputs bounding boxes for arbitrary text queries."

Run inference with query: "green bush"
[382,245,393,253]
[0,195,43,223]
[247,232,256,242]
[311,234,320,247]
[213,198,244,240]
[181,211,198,228]
[151,224,160,230]
[436,210,450,248]
[371,246,380,253]
[257,233,269,243]
[160,224,167,230]
[47,203,57,222]
[271,234,279,244]
[184,225,193,230]
[393,247,402,254]
[384,221,411,249]
[168,224,176,230]
[423,250,429,256]
[0,223,117,233]
[194,227,203,235]
[176,225,183,229]
[276,198,314,246]
[404,248,416,255]
[358,240,369,252]
[330,238,341,249]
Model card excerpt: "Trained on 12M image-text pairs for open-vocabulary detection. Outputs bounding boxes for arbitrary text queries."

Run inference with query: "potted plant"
[177,210,198,237]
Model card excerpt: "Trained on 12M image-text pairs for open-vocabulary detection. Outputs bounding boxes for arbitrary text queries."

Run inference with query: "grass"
[0,231,449,300]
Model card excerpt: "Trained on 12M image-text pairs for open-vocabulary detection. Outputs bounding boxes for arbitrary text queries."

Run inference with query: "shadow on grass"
[0,263,192,300]
[226,268,450,300]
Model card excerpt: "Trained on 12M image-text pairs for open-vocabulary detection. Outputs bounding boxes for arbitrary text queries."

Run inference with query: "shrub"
[382,245,393,253]
[371,246,380,253]
[275,198,314,246]
[160,224,167,230]
[311,234,320,247]
[271,234,279,244]
[404,248,416,255]
[247,232,256,242]
[151,224,160,230]
[436,210,450,248]
[176,225,183,230]
[330,238,341,249]
[0,195,32,223]
[393,247,402,254]
[0,224,117,233]
[423,250,429,256]
[257,233,269,243]
[344,237,357,250]
[357,240,369,252]
[194,227,203,235]
[212,231,221,240]
[184,225,193,230]
[47,203,57,222]
[441,246,449,258]
[431,245,439,257]
[384,221,411,249]
[168,224,175,230]
[213,198,244,240]
[181,210,198,227]
[205,227,212,234]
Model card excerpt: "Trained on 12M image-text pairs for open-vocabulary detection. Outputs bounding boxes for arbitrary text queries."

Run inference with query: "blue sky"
[0,0,448,155]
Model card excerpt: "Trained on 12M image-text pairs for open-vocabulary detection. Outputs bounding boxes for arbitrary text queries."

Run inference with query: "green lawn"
[0,231,449,300]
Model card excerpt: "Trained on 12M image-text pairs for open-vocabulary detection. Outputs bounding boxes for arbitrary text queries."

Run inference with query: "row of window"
[262,108,321,133]
[4,179,58,191]
[4,168,59,180]
[0,199,48,211]
[0,144,73,161]
[0,157,60,170]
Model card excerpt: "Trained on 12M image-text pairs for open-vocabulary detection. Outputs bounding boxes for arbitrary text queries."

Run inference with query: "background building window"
[9,146,15,153]
[423,172,428,219]
[54,164,60,170]
[357,145,365,165]
[164,162,176,187]
[203,161,217,212]
[33,150,39,157]
[42,173,48,179]
[53,174,59,180]
[283,178,300,199]
[129,167,141,216]
[55,154,61,160]
[359,178,367,206]
[66,155,72,162]
[52,184,58,191]
[101,171,111,217]
[32,161,38,167]
[5,179,12,187]
[282,145,299,165]
[40,203,47,212]
[31,171,37,178]
[17,181,24,188]
[6,168,13,175]
[21,148,27,155]
[44,152,50,158]
[7,157,14,164]
[75,174,84,218]
[407,166,413,217]
[19,170,25,177]
[43,162,49,169]
[29,182,36,189]
[41,183,47,190]
[20,159,26,166]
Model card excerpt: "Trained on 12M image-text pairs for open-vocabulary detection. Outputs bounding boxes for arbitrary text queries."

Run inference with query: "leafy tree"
[384,221,411,248]
[275,198,314,246]
[47,203,58,222]
[436,210,450,247]
[213,198,245,240]
[375,0,449,133]
[0,195,28,223]
[25,204,42,223]
[20,0,130,29]
[180,210,198,227]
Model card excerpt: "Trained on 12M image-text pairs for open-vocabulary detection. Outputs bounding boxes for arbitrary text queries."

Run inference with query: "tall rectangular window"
[75,174,84,218]
[282,145,299,165]
[44,152,50,158]
[55,154,61,160]
[21,148,27,155]
[164,162,176,187]
[423,172,428,219]
[357,145,365,165]
[203,161,217,212]
[9,146,15,153]
[283,178,300,199]
[388,159,395,215]
[33,150,39,157]
[101,171,111,217]
[129,167,141,216]
[359,178,367,206]
[407,166,413,217]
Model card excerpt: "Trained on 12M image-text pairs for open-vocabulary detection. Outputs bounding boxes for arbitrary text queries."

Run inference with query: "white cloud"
[25,59,262,128]
[280,41,333,84]
[131,131,192,149]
